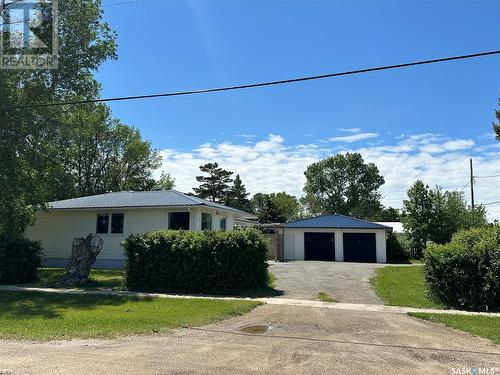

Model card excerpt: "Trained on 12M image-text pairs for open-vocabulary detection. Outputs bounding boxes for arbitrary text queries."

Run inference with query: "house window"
[201,213,212,231]
[96,214,109,233]
[169,212,190,230]
[220,218,226,231]
[111,213,124,233]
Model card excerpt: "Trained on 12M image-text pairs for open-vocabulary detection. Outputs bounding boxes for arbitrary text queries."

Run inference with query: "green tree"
[303,153,385,219]
[54,105,160,198]
[225,174,251,211]
[270,192,300,221]
[0,0,117,234]
[251,192,300,223]
[370,206,401,222]
[402,181,488,258]
[193,163,233,202]
[401,181,434,258]
[493,98,500,141]
[154,172,176,191]
[252,195,286,223]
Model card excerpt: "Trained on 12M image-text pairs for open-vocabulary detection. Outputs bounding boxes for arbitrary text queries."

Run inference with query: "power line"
[103,0,138,7]
[476,177,500,187]
[1,50,500,111]
[482,200,500,206]
[475,174,500,179]
[458,181,470,193]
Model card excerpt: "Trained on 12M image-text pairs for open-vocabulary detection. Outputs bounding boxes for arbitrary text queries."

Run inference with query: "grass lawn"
[409,313,500,344]
[0,291,260,340]
[21,268,125,289]
[317,291,337,302]
[372,266,445,309]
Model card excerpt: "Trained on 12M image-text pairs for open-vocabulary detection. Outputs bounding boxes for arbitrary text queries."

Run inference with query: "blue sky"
[97,0,500,219]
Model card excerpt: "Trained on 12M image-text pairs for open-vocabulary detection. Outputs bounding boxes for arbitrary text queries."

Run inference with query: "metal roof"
[46,190,252,216]
[284,214,392,230]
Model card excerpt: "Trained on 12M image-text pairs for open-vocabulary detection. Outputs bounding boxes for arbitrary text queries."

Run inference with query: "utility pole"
[470,158,475,210]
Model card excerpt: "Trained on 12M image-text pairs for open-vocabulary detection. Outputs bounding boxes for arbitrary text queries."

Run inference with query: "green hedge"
[122,229,269,294]
[0,233,42,284]
[424,227,500,311]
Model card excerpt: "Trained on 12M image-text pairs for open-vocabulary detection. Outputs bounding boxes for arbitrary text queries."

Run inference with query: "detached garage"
[283,214,391,263]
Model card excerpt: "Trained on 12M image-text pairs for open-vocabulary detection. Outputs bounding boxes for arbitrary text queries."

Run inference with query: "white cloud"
[420,139,475,154]
[327,132,379,143]
[157,133,500,220]
[338,127,361,133]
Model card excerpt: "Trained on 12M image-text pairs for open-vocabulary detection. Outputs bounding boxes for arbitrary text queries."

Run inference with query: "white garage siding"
[25,207,235,269]
[283,228,387,263]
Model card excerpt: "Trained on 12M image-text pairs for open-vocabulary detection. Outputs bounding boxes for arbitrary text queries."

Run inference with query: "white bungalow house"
[25,190,254,269]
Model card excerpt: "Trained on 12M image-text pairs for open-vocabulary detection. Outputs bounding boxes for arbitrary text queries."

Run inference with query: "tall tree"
[270,192,300,221]
[225,174,251,211]
[402,181,488,258]
[370,206,401,222]
[0,0,117,234]
[401,181,434,258]
[253,195,286,223]
[51,104,160,199]
[303,153,385,219]
[251,192,300,223]
[154,172,176,191]
[193,163,233,202]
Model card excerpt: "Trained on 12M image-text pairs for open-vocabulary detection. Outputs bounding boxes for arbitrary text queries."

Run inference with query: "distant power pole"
[470,158,475,210]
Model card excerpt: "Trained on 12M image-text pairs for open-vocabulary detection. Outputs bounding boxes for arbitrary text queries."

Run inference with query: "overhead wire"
[1,50,500,111]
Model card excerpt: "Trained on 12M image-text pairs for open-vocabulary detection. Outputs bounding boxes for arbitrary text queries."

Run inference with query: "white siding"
[26,207,237,262]
[375,230,387,263]
[284,233,295,260]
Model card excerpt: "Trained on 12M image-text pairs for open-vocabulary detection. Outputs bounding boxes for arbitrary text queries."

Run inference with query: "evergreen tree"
[225,174,251,211]
[251,192,299,223]
[256,195,286,223]
[193,163,233,202]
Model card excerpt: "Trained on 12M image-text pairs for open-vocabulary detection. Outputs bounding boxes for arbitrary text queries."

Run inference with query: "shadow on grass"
[0,291,135,320]
[19,268,125,289]
[386,259,412,264]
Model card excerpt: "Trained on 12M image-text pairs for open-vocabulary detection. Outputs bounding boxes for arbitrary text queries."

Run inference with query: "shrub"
[0,233,42,284]
[423,227,500,311]
[386,233,409,261]
[123,228,269,294]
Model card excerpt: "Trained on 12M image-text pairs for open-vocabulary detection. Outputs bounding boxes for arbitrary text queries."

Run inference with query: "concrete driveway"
[1,304,498,374]
[269,261,384,304]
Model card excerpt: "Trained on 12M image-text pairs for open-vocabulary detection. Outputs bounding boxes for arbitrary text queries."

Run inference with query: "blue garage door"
[304,232,335,261]
[343,233,376,263]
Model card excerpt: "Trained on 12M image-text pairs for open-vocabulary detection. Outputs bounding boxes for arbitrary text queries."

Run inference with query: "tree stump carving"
[63,233,103,287]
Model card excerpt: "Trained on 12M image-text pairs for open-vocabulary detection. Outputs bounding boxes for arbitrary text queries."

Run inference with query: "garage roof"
[284,214,392,230]
[46,190,253,217]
